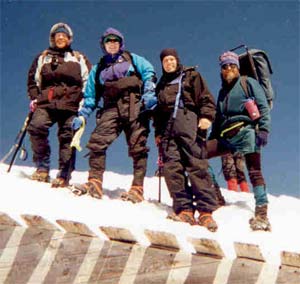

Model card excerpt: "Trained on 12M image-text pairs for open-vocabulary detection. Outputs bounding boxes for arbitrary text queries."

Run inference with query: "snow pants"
[221,152,247,183]
[87,106,150,186]
[27,108,76,179]
[161,108,218,214]
[206,125,268,205]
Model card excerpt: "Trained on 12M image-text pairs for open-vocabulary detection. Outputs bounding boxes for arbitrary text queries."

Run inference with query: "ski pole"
[7,112,33,173]
[157,143,164,203]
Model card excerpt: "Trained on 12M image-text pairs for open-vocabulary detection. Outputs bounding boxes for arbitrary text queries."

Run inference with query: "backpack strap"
[240,75,249,98]
[122,50,142,79]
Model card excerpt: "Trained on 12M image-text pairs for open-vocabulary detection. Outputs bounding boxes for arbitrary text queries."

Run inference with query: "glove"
[142,81,157,110]
[78,106,93,120]
[72,116,84,131]
[29,99,37,112]
[256,130,268,147]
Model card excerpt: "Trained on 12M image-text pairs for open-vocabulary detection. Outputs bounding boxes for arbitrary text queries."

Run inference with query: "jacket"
[154,67,216,136]
[27,47,91,112]
[210,76,271,138]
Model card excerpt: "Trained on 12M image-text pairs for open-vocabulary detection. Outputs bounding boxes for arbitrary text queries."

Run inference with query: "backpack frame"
[230,44,274,106]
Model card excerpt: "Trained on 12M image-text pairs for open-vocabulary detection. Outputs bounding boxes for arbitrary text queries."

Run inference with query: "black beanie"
[160,48,180,63]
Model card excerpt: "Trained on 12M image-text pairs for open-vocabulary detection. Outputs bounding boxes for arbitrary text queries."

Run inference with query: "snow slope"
[1,163,299,266]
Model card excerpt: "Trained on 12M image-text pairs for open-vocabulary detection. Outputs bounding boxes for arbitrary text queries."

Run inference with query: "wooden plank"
[21,214,61,231]
[56,219,96,237]
[281,251,300,268]
[166,251,192,284]
[0,212,21,226]
[188,237,225,258]
[227,258,264,284]
[100,226,137,243]
[42,233,95,283]
[256,263,279,284]
[144,229,180,250]
[213,258,233,284]
[234,242,265,261]
[135,246,177,283]
[276,264,300,284]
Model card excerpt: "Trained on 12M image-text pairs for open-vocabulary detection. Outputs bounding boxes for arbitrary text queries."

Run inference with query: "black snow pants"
[27,108,76,179]
[87,104,150,186]
[161,108,218,214]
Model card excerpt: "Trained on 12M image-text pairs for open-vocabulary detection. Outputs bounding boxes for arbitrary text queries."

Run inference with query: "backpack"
[94,51,141,106]
[230,45,274,108]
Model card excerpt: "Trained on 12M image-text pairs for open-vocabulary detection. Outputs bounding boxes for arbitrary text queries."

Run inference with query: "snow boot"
[198,212,218,232]
[121,185,144,203]
[31,169,50,183]
[227,178,238,191]
[51,177,69,188]
[167,210,196,225]
[72,178,103,199]
[249,204,271,231]
[239,180,250,192]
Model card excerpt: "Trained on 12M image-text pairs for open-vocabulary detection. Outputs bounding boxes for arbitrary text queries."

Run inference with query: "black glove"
[256,130,268,147]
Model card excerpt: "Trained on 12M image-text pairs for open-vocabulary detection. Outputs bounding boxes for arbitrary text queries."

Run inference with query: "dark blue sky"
[1,1,299,197]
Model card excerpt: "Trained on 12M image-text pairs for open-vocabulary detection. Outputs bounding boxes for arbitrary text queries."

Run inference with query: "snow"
[1,163,299,266]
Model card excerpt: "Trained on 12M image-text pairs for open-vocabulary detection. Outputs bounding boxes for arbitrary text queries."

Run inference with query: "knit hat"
[219,51,240,69]
[100,27,125,54]
[49,23,73,48]
[160,48,180,63]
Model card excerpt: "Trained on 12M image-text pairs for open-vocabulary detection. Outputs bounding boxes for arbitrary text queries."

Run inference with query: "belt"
[220,122,245,139]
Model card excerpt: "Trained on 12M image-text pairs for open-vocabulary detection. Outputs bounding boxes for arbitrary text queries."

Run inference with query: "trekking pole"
[6,111,33,173]
[156,143,164,203]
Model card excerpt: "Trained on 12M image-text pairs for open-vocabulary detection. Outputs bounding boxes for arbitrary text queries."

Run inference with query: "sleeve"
[82,65,98,110]
[27,53,42,100]
[79,53,92,93]
[194,72,216,122]
[247,77,271,132]
[130,53,156,83]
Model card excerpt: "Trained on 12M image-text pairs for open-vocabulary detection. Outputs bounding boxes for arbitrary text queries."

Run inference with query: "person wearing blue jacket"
[71,27,157,202]
[207,51,271,231]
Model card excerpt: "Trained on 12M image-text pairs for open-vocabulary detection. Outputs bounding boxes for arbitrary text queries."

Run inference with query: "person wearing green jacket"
[207,51,271,231]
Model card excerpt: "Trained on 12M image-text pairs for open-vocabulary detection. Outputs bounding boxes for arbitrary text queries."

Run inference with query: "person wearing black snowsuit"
[27,23,91,187]
[71,27,157,201]
[154,48,219,232]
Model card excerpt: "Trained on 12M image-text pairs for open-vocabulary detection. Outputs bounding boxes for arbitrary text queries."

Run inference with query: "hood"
[49,23,73,48]
[100,27,125,54]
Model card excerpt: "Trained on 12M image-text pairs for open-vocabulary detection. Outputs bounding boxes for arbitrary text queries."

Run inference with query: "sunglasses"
[104,38,120,44]
[222,64,238,70]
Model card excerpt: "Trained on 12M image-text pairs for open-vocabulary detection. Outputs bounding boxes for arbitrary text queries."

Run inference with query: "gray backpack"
[231,45,274,108]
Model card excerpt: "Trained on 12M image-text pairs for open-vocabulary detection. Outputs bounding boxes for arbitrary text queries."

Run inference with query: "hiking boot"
[72,178,102,199]
[31,169,50,183]
[121,185,144,203]
[167,210,196,225]
[249,204,271,231]
[51,177,68,188]
[198,212,218,232]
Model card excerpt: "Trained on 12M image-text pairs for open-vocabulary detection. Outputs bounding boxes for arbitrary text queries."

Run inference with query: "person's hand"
[155,135,162,146]
[72,116,84,131]
[142,81,157,110]
[256,130,268,147]
[198,118,211,130]
[29,99,37,112]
